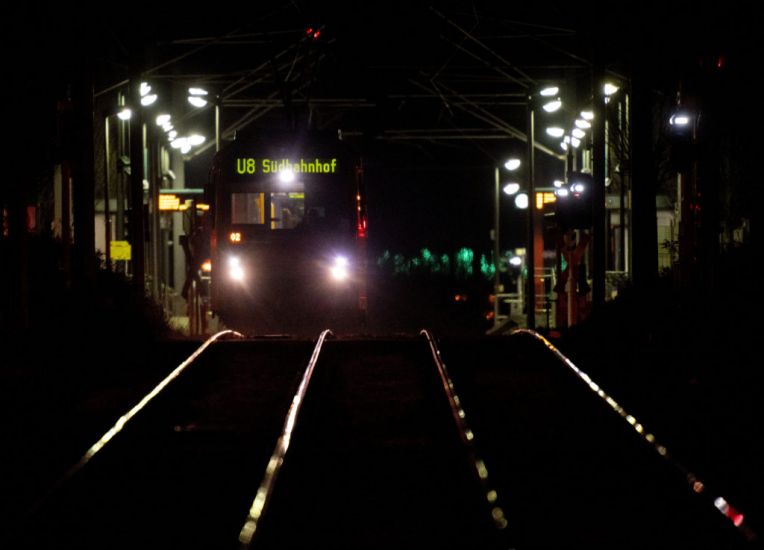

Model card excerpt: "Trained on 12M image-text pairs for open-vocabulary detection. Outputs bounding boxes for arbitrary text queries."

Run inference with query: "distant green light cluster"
[480,254,495,279]
[455,248,474,278]
[377,247,494,280]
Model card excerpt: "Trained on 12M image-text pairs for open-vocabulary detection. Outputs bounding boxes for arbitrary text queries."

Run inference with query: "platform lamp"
[187,86,220,152]
[525,85,563,329]
[491,158,523,328]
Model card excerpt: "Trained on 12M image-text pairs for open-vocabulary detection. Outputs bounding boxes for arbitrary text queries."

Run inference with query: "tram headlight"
[330,256,350,282]
[228,256,246,282]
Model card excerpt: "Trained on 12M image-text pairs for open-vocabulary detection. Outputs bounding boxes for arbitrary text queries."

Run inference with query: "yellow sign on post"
[110,240,131,261]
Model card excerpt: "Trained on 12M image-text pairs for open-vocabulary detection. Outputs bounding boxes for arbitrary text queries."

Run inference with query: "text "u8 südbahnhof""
[235,158,339,175]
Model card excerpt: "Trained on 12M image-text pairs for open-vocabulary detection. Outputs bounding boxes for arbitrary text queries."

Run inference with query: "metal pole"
[494,166,501,292]
[149,127,161,300]
[619,93,628,273]
[592,68,607,312]
[567,263,574,328]
[493,166,501,327]
[129,77,146,291]
[116,93,126,243]
[104,114,112,270]
[215,99,221,152]
[526,101,536,329]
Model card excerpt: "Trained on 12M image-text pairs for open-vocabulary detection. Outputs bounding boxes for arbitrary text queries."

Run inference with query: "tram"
[205,128,367,334]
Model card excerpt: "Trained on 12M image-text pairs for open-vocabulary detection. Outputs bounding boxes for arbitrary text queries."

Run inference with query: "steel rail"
[25,329,243,517]
[238,329,333,547]
[420,330,510,536]
[513,328,757,543]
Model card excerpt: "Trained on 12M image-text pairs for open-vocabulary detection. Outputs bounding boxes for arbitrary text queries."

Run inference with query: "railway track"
[8,329,755,549]
[239,331,504,549]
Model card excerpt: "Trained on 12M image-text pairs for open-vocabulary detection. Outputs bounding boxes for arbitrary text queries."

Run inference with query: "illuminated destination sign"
[159,194,209,211]
[159,194,181,211]
[235,158,338,175]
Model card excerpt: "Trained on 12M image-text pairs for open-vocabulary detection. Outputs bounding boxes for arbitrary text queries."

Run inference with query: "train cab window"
[270,192,305,230]
[231,192,265,225]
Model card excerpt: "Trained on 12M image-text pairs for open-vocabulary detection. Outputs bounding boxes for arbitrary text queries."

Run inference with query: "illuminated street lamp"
[188,87,209,107]
[494,156,523,305]
[187,134,206,146]
[493,155,535,329]
[503,182,521,195]
[542,98,562,113]
[140,82,158,106]
[525,85,562,329]
[670,113,691,126]
[187,86,220,152]
[504,158,521,171]
[122,80,162,290]
[603,82,620,106]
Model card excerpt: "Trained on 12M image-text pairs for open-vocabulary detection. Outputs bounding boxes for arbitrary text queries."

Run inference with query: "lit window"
[231,193,265,225]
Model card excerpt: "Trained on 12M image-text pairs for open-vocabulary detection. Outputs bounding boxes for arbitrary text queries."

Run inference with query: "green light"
[480,254,495,279]
[440,254,451,273]
[393,254,409,275]
[420,248,441,273]
[456,248,474,279]
[377,250,391,267]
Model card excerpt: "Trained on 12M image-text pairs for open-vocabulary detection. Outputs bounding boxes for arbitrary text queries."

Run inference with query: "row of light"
[490,86,563,210]
[554,182,585,198]
[500,157,587,208]
[115,84,209,155]
[494,82,619,210]
[518,329,753,540]
[500,156,559,210]
[492,83,619,185]
[116,82,159,120]
[539,83,620,153]
[501,156,527,209]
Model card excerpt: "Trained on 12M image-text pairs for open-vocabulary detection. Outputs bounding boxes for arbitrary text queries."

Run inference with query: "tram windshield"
[231,192,265,225]
[230,188,310,230]
[270,192,305,230]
